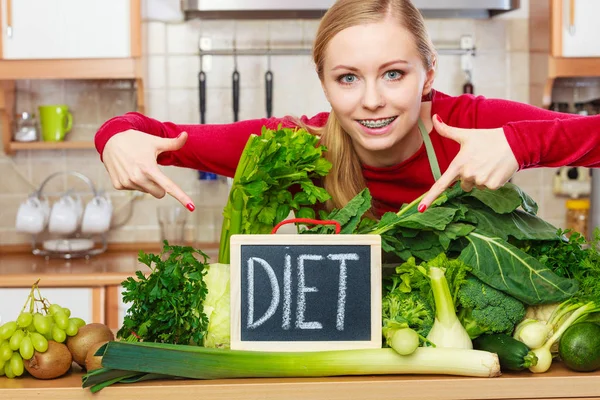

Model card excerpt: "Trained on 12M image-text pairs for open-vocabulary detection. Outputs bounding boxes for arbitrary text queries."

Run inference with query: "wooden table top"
[0,363,598,400]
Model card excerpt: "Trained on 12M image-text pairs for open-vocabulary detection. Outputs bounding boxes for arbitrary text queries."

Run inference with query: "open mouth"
[357,116,398,129]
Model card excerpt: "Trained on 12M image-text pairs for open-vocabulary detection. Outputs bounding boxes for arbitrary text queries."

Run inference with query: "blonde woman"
[96,0,600,216]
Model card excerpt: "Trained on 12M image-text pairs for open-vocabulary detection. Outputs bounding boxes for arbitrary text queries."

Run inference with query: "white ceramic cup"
[48,193,81,235]
[81,195,112,234]
[15,196,50,234]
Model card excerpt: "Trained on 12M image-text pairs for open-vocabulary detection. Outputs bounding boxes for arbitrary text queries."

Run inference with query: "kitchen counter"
[0,247,218,329]
[0,252,150,287]
[0,363,599,400]
[0,247,219,287]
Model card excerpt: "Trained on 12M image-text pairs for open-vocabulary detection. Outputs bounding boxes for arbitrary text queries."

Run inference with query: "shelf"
[7,141,95,152]
[0,58,141,80]
[542,56,600,107]
[549,57,600,78]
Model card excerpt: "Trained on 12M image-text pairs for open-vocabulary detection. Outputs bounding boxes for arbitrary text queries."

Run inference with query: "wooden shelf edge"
[7,140,96,152]
[548,56,600,79]
[0,58,141,80]
[0,241,219,255]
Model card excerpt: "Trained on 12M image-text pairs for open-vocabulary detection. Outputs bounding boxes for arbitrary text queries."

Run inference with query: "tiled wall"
[509,0,566,229]
[1,2,565,247]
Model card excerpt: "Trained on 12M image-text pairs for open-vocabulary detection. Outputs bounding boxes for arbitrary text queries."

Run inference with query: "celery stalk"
[218,134,258,264]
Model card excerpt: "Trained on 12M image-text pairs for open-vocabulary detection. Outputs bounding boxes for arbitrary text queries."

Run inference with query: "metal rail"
[198,47,476,56]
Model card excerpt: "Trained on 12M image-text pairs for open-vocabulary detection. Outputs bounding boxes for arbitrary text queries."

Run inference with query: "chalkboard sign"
[230,234,381,352]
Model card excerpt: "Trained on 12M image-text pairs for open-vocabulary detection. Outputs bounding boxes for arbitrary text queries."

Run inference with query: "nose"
[361,81,385,111]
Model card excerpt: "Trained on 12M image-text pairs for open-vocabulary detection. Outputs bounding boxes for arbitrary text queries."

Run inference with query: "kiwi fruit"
[66,323,114,367]
[85,340,108,372]
[24,340,73,380]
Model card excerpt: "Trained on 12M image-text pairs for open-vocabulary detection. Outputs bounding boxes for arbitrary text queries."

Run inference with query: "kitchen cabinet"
[0,0,144,155]
[0,287,99,324]
[0,0,142,76]
[543,0,600,107]
[551,0,600,58]
[1,0,130,60]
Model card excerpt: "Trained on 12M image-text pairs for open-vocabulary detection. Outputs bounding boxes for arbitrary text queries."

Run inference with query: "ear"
[422,59,437,95]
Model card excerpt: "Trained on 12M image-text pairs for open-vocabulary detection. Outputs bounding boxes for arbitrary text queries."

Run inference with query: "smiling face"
[321,16,435,167]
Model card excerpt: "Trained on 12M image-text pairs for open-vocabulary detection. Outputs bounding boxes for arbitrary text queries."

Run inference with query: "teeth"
[358,117,396,128]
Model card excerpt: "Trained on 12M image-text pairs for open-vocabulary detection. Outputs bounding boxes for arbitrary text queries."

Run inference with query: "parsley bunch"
[117,242,210,345]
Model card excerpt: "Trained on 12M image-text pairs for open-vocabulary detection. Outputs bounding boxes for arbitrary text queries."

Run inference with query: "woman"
[96,0,600,217]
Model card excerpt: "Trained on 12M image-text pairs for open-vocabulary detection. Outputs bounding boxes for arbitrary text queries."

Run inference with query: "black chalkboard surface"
[230,234,381,351]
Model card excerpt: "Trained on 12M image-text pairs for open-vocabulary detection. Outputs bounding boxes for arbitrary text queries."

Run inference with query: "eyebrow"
[331,59,409,71]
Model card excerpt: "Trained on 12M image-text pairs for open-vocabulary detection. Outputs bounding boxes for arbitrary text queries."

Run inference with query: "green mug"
[39,105,73,142]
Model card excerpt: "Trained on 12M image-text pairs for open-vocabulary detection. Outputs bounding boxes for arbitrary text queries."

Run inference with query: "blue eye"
[338,74,357,84]
[384,70,404,80]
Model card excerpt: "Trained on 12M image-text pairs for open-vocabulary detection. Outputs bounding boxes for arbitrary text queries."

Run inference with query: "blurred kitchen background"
[1,0,598,252]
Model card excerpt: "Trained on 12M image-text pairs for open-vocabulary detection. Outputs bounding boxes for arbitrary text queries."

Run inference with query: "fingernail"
[418,204,427,213]
[176,132,183,139]
[435,115,443,124]
[186,203,195,212]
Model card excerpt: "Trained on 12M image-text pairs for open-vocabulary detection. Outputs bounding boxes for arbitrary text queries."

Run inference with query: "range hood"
[181,0,520,20]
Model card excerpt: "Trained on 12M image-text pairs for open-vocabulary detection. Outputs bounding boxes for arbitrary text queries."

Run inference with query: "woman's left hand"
[418,114,519,212]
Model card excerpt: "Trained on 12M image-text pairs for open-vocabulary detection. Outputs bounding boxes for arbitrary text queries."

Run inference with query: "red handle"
[271,218,341,234]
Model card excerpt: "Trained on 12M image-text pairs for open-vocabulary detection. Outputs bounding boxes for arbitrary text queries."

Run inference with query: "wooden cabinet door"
[1,0,131,59]
[0,288,97,325]
[554,0,600,57]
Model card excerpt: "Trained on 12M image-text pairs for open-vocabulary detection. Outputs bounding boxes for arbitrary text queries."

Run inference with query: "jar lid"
[566,198,590,209]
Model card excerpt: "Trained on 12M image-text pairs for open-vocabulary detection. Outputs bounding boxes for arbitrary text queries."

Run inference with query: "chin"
[358,136,398,153]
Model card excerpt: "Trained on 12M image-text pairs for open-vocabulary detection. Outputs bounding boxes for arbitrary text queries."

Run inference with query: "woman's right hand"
[102,130,196,211]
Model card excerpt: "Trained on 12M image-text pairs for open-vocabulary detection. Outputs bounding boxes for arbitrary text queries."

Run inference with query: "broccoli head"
[457,275,526,339]
[382,290,434,338]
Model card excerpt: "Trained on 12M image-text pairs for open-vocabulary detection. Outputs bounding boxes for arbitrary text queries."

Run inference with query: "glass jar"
[566,198,590,239]
[13,112,39,142]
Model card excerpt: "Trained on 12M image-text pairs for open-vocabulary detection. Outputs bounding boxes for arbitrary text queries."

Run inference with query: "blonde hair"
[305,0,436,214]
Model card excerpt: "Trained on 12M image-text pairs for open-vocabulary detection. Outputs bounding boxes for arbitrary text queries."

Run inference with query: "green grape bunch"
[0,280,85,378]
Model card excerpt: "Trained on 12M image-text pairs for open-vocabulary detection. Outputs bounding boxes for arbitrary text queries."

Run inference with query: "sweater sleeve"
[94,112,329,177]
[465,96,600,170]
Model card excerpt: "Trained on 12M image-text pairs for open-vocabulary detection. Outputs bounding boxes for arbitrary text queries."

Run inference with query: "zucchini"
[473,333,538,371]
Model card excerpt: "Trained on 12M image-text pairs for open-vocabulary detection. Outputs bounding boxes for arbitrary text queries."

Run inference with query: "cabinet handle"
[568,0,576,36]
[5,0,12,38]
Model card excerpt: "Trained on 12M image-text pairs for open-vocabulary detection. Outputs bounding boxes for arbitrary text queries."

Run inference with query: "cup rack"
[29,171,108,260]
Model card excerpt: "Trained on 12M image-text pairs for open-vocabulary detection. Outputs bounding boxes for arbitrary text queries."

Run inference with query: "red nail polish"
[435,115,443,124]
[186,203,195,212]
[418,204,427,213]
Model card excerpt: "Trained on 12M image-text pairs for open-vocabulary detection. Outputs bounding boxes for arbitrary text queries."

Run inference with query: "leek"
[82,341,500,391]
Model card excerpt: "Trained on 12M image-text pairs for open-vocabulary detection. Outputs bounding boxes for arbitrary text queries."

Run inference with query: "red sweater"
[95,90,600,215]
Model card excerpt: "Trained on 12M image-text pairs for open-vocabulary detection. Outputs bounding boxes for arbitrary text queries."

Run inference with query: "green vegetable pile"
[306,182,600,373]
[84,126,600,393]
[308,184,578,306]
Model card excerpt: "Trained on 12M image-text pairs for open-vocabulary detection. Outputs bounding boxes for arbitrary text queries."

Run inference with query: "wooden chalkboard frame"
[230,234,382,352]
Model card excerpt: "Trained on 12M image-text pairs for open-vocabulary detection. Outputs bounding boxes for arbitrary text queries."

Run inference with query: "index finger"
[418,163,460,212]
[150,167,196,211]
